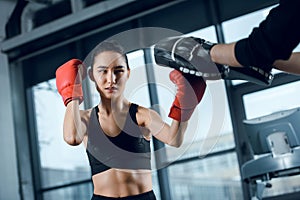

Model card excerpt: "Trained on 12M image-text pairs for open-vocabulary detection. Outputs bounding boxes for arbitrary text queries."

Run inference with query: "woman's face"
[90,51,130,100]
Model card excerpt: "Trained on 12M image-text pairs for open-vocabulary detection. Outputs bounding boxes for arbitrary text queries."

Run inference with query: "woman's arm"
[55,59,88,146]
[63,100,88,146]
[140,108,188,148]
[138,71,206,147]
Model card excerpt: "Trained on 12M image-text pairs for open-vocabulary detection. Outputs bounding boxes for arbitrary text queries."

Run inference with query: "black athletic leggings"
[91,190,156,200]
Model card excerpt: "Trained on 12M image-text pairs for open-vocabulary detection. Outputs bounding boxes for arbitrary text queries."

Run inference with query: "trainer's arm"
[273,52,300,75]
[211,44,300,75]
[210,43,242,67]
[210,0,300,70]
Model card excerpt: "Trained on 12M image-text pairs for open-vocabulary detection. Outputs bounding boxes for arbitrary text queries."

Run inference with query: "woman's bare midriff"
[92,168,152,197]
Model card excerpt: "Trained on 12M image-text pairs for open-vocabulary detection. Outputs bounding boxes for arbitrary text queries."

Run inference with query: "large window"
[158,27,241,199]
[168,153,242,200]
[243,81,300,120]
[32,79,92,199]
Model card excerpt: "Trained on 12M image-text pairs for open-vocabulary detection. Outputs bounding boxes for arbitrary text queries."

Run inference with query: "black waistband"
[92,190,156,200]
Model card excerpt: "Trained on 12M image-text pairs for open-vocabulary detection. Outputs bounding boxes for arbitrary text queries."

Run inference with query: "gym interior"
[1,0,300,199]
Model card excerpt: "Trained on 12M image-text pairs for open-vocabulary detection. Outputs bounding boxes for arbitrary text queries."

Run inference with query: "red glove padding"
[169,70,206,121]
[56,59,86,106]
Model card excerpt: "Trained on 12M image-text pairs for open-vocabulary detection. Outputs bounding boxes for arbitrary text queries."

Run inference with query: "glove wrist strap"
[191,37,216,55]
[61,84,84,106]
[168,105,196,122]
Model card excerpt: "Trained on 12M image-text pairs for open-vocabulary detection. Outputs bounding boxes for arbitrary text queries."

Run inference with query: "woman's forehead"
[93,51,126,66]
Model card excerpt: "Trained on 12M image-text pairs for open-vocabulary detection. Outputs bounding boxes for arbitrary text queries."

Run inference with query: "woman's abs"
[92,168,152,198]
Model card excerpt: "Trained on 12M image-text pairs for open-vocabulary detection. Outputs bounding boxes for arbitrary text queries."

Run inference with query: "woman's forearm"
[63,100,85,145]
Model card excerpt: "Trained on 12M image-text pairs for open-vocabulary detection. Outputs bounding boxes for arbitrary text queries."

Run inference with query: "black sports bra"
[86,103,151,176]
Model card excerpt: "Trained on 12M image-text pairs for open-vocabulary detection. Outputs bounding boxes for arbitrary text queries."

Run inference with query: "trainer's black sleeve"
[235,0,300,68]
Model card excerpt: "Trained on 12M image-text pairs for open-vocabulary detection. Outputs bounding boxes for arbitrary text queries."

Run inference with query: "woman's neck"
[99,97,129,115]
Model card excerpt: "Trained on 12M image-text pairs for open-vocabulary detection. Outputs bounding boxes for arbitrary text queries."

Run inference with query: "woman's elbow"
[170,143,181,148]
[63,134,82,146]
[168,140,183,148]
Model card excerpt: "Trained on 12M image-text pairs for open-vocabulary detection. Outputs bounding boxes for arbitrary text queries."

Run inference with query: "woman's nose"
[107,71,116,84]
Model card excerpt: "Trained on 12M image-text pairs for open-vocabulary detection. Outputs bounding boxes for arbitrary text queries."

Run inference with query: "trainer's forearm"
[273,52,300,75]
[210,43,243,67]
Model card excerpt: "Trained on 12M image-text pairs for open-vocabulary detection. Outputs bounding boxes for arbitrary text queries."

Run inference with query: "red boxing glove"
[56,59,86,106]
[169,70,206,121]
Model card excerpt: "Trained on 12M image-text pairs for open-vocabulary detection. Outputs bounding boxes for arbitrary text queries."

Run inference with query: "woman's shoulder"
[80,107,93,115]
[134,103,161,126]
[79,108,93,125]
[134,104,150,114]
[135,104,160,115]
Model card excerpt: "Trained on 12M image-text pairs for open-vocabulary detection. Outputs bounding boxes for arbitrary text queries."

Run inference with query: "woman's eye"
[115,70,124,74]
[98,69,107,73]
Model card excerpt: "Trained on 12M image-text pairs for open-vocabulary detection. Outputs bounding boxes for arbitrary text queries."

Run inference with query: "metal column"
[144,48,172,200]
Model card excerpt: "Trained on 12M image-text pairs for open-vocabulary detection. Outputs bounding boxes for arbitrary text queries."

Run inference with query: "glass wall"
[243,80,300,120]
[43,183,93,200]
[32,79,91,198]
[149,26,242,199]
[168,153,242,200]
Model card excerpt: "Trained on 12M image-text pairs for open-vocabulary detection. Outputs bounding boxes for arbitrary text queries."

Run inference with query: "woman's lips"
[105,86,117,93]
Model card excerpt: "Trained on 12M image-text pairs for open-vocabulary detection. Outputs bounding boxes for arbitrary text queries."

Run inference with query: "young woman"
[55,40,206,200]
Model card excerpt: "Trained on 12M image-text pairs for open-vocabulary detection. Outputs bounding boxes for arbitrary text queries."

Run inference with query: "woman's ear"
[127,68,130,79]
[88,67,95,82]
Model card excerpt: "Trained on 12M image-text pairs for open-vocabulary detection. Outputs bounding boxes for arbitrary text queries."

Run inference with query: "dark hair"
[90,40,129,69]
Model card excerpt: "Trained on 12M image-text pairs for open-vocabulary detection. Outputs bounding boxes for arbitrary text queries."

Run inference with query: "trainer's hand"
[154,36,229,80]
[56,59,86,106]
[169,70,206,121]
